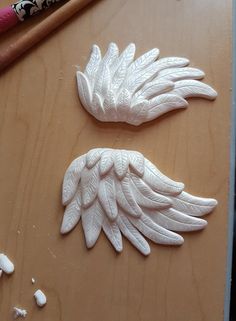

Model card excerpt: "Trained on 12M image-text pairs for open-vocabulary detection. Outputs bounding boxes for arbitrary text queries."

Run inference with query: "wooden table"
[0,1,233,320]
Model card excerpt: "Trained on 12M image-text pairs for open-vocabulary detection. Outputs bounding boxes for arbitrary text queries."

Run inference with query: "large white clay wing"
[76,43,217,126]
[61,148,217,255]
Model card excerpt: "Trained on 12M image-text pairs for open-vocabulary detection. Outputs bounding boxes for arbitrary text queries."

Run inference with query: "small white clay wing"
[76,43,217,125]
[61,148,217,256]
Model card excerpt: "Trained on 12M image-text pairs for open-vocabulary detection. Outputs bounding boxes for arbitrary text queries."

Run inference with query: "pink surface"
[0,6,19,33]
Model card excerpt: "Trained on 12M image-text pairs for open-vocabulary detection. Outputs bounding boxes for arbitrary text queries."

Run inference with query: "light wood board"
[0,0,232,320]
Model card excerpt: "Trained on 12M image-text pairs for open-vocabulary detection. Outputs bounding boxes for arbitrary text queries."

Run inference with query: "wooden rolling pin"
[0,0,95,71]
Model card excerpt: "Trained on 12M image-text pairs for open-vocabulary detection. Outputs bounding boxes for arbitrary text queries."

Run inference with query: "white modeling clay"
[76,43,217,125]
[34,289,47,307]
[13,307,27,318]
[0,253,14,274]
[31,277,35,284]
[61,148,217,255]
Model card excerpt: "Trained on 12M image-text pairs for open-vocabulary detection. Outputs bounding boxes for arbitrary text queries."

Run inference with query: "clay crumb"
[31,278,35,284]
[13,307,27,318]
[0,253,14,274]
[34,289,47,307]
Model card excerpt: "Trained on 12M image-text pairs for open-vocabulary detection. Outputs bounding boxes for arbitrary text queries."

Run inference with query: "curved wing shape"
[61,148,217,256]
[76,43,217,126]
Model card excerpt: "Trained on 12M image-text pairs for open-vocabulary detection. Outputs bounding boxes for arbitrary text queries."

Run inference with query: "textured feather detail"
[62,155,86,206]
[113,150,129,179]
[171,191,218,217]
[99,151,114,176]
[62,148,217,255]
[128,48,160,75]
[143,159,185,195]
[110,59,128,93]
[76,44,217,125]
[81,164,100,208]
[109,44,135,94]
[120,177,143,216]
[147,94,188,121]
[170,80,217,99]
[132,80,174,105]
[93,63,111,97]
[102,42,119,66]
[103,90,117,120]
[91,93,105,120]
[157,67,205,82]
[117,211,150,255]
[110,43,135,78]
[130,174,172,209]
[154,57,189,73]
[125,61,161,95]
[81,200,104,248]
[130,181,168,209]
[116,89,132,121]
[98,175,118,221]
[84,44,101,86]
[116,179,143,218]
[86,148,104,168]
[128,101,149,126]
[145,208,207,232]
[102,216,123,252]
[61,190,81,234]
[129,214,184,245]
[128,151,145,176]
[76,72,92,111]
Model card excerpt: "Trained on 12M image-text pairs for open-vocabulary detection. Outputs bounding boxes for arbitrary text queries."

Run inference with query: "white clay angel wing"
[61,148,217,255]
[76,43,217,126]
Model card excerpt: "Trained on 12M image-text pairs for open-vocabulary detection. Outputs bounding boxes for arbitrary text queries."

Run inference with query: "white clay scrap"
[34,289,47,307]
[13,307,27,319]
[31,278,35,284]
[0,253,14,274]
[76,43,217,125]
[61,148,218,256]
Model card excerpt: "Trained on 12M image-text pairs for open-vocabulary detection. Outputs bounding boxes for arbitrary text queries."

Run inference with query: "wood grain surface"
[0,0,232,320]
